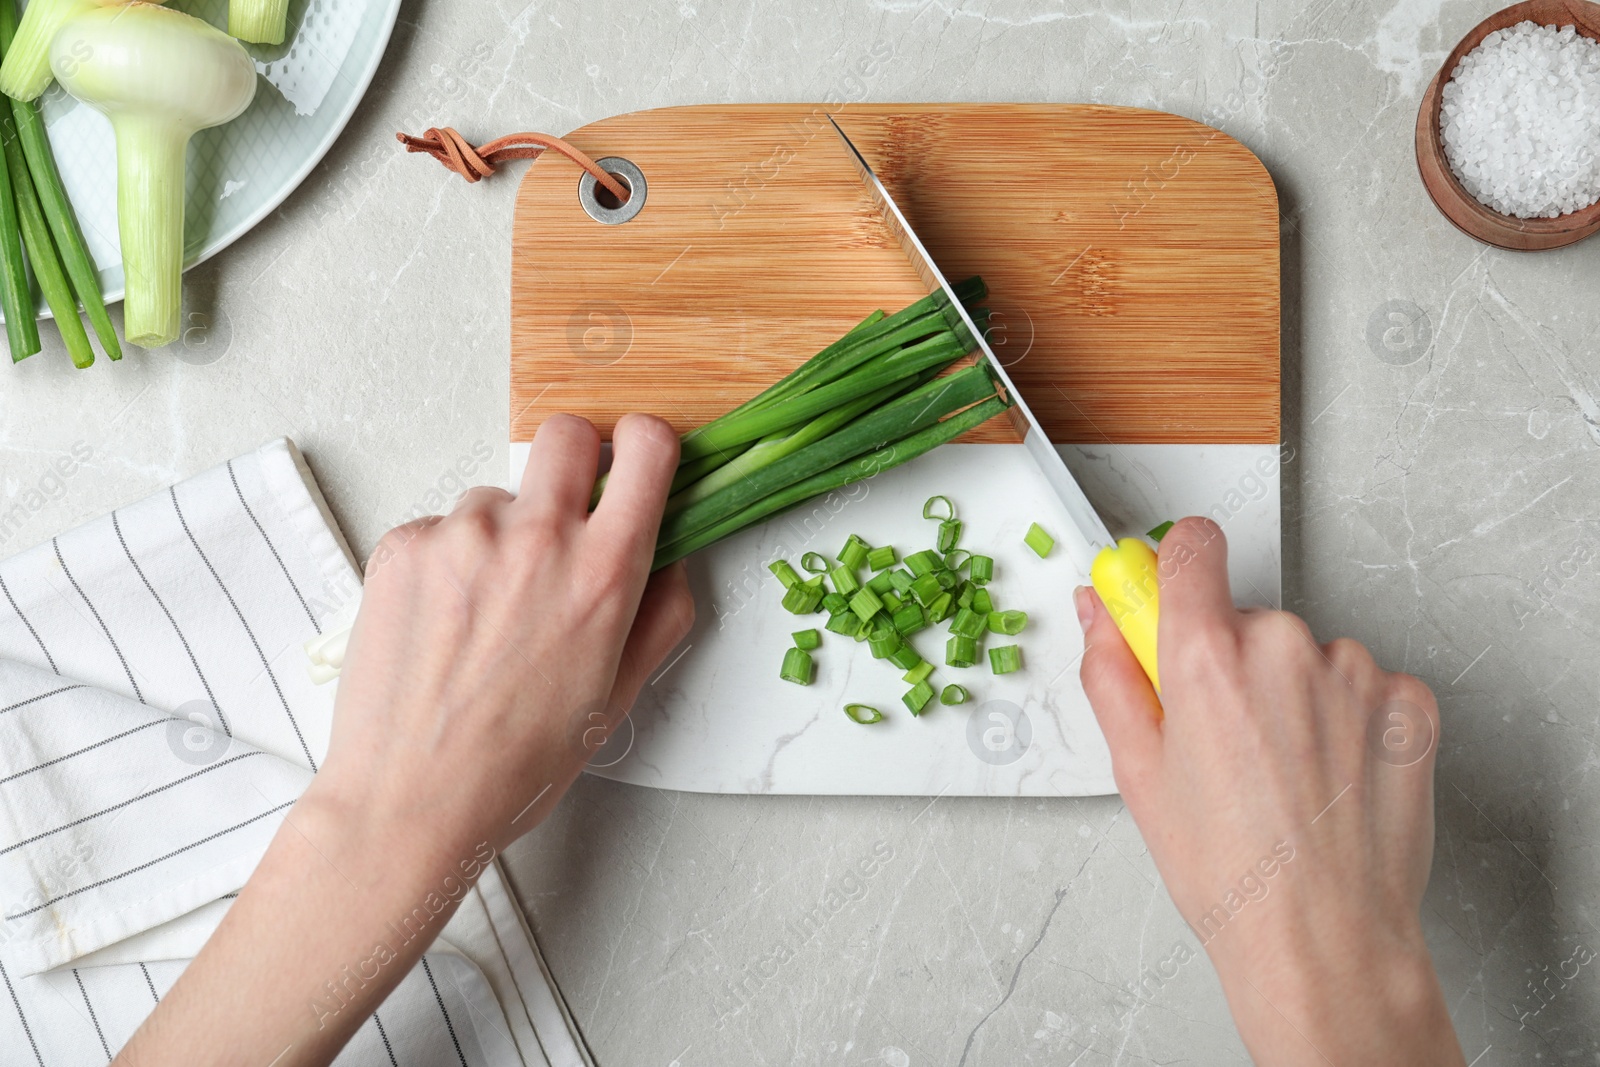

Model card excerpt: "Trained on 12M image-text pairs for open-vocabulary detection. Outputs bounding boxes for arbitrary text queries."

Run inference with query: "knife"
[828,116,1163,691]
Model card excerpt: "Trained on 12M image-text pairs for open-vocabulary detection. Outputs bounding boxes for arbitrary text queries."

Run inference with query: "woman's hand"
[114,413,694,1067]
[316,411,695,856]
[1077,517,1462,1066]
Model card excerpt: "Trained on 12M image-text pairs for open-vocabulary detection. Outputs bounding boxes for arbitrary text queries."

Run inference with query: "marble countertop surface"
[3,0,1597,1061]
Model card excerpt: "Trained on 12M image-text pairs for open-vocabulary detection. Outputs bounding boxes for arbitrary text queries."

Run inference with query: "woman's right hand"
[1077,517,1463,1066]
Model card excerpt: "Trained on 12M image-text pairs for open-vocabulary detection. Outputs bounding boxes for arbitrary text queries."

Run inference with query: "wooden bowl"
[1415,0,1600,251]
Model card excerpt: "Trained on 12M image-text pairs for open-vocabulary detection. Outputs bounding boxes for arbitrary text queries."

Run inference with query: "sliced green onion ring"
[800,551,829,573]
[922,495,955,521]
[845,703,884,724]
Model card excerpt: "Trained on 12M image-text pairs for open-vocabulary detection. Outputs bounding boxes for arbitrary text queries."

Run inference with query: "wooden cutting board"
[510,103,1279,446]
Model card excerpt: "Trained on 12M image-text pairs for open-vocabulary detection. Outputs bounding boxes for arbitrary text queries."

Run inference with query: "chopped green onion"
[934,568,959,591]
[970,554,994,585]
[950,607,986,639]
[867,545,897,570]
[988,610,1028,636]
[888,569,915,595]
[903,680,935,715]
[782,583,824,614]
[780,647,814,684]
[868,630,903,660]
[866,570,895,595]
[769,559,800,589]
[1148,520,1175,543]
[838,535,870,570]
[792,628,821,650]
[989,644,1022,674]
[922,495,955,521]
[801,551,829,573]
[829,565,861,596]
[821,591,849,615]
[937,519,963,553]
[903,661,934,685]
[888,645,922,671]
[891,603,927,635]
[940,684,969,705]
[844,703,884,725]
[946,635,978,668]
[909,573,943,606]
[1024,522,1054,558]
[826,612,862,637]
[905,549,941,577]
[849,587,883,622]
[943,549,971,573]
[956,583,975,610]
[880,590,903,614]
[972,587,994,615]
[927,591,955,623]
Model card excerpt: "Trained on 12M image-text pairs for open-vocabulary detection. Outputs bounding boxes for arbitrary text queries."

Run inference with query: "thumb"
[1077,585,1164,803]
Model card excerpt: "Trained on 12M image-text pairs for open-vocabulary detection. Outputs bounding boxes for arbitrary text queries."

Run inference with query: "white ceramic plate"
[23,0,399,311]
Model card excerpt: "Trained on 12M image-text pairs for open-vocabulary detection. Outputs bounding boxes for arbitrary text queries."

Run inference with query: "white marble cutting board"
[509,442,1282,797]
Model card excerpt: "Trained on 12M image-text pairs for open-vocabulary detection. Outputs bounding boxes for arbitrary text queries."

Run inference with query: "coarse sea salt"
[1440,20,1600,218]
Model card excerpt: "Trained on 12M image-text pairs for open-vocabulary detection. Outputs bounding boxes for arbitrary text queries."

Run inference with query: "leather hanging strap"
[396,127,631,203]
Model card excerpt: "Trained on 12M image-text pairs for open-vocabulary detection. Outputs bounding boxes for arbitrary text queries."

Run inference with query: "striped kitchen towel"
[0,439,593,1067]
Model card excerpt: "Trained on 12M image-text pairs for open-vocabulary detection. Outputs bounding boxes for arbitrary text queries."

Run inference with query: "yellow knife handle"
[1090,538,1162,694]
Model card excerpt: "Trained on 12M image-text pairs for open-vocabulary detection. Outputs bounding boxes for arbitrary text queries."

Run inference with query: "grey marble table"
[3,0,1596,1062]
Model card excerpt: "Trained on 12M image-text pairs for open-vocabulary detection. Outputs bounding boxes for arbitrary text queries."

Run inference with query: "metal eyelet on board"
[578,157,646,224]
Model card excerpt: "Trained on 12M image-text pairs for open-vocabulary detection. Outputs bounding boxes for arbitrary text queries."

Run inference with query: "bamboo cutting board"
[510,103,1279,445]
[507,104,1281,797]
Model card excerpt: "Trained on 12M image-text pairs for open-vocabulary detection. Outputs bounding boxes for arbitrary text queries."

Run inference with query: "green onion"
[934,568,959,591]
[0,107,35,361]
[9,88,118,361]
[652,395,1010,570]
[849,587,883,622]
[909,574,942,606]
[769,559,800,589]
[989,644,1022,674]
[943,549,971,573]
[969,554,994,585]
[781,583,823,614]
[229,0,291,45]
[940,684,969,705]
[1148,520,1175,542]
[903,680,935,715]
[844,703,884,725]
[891,602,927,635]
[660,365,998,550]
[801,552,828,573]
[903,661,934,685]
[829,565,861,596]
[922,495,955,521]
[905,549,940,577]
[826,612,862,637]
[988,610,1027,636]
[972,587,994,615]
[956,583,975,610]
[792,628,821,650]
[780,646,814,684]
[867,545,896,570]
[937,519,963,553]
[946,635,978,668]
[888,569,914,595]
[888,645,922,671]
[1024,522,1054,558]
[821,591,848,615]
[950,607,986,639]
[880,590,902,614]
[868,630,902,660]
[927,591,955,623]
[838,535,870,570]
[866,570,895,595]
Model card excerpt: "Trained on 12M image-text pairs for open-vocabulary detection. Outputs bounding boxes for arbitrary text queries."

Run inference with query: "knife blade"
[827,116,1114,575]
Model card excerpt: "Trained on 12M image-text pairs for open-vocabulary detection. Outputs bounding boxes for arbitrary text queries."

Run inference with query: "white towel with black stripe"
[0,439,594,1067]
